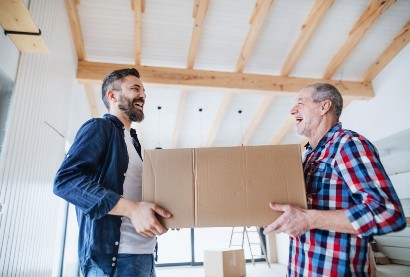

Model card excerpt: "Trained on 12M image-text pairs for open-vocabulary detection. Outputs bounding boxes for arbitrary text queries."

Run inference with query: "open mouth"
[295,117,303,124]
[134,101,144,109]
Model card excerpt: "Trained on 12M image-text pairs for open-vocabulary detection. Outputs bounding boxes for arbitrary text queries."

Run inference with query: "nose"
[290,104,297,115]
[140,89,146,99]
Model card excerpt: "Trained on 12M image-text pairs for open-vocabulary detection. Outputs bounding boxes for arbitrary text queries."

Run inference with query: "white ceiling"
[72,0,410,150]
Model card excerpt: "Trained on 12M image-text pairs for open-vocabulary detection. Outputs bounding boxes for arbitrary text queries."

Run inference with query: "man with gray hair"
[264,83,405,276]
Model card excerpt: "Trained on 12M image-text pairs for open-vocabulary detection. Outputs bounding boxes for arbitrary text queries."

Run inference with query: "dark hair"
[306,83,343,121]
[101,68,141,109]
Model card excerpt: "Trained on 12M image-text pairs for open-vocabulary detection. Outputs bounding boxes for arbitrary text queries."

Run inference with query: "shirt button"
[112,257,116,261]
[121,217,124,220]
[115,241,119,245]
[123,173,126,176]
[112,263,115,267]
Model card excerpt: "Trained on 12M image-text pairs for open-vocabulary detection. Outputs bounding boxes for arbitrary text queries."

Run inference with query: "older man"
[264,83,405,276]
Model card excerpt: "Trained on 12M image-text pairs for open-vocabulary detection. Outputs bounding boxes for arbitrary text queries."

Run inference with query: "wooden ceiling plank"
[192,0,201,18]
[241,95,275,146]
[322,0,396,79]
[64,0,86,60]
[84,84,99,118]
[0,0,38,32]
[187,0,210,69]
[281,0,335,76]
[249,0,263,24]
[271,116,294,145]
[77,61,374,99]
[0,0,49,53]
[133,0,143,65]
[236,0,273,72]
[362,20,410,81]
[205,93,233,147]
[171,92,188,148]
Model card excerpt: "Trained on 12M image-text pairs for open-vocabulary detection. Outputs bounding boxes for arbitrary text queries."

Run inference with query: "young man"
[54,68,171,277]
[264,83,405,276]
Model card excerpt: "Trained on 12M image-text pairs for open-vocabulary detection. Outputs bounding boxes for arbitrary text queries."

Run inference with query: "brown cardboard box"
[204,249,246,277]
[142,145,307,228]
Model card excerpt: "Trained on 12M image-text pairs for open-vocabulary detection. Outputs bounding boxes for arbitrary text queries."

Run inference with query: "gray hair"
[306,83,343,121]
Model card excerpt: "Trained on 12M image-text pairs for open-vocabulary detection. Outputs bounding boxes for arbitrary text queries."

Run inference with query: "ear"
[107,90,117,102]
[320,99,332,115]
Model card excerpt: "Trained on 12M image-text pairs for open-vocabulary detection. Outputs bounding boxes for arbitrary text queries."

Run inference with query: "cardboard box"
[204,249,246,277]
[143,145,307,228]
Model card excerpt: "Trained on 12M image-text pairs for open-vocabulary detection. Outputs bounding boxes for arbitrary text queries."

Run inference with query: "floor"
[156,262,287,277]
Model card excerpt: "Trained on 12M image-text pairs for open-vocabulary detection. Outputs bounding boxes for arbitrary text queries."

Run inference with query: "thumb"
[269,202,287,212]
[153,204,172,218]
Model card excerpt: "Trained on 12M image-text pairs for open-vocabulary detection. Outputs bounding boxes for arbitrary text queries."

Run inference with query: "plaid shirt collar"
[305,122,342,152]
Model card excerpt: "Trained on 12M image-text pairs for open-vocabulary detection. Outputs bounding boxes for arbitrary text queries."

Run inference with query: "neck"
[110,110,132,131]
[308,119,338,148]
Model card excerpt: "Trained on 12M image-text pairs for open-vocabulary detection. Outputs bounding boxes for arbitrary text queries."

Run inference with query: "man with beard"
[54,68,171,277]
[263,83,405,276]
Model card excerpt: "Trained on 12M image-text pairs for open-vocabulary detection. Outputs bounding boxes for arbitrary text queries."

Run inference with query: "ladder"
[229,226,271,267]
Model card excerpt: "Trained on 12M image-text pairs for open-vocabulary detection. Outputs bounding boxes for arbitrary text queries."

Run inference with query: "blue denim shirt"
[54,114,142,276]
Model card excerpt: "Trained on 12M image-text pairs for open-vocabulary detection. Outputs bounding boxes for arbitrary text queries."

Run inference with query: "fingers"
[152,204,172,218]
[269,202,288,212]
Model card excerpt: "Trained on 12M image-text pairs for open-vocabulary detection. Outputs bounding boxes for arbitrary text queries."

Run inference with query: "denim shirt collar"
[103,113,124,130]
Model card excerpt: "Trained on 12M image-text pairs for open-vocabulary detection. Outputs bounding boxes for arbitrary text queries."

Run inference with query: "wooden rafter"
[271,117,294,145]
[235,0,273,72]
[322,0,396,79]
[0,0,49,53]
[64,0,85,60]
[171,92,188,148]
[281,0,335,76]
[187,0,209,69]
[77,61,374,99]
[84,84,99,118]
[132,0,144,65]
[362,20,410,81]
[240,95,275,146]
[204,93,233,147]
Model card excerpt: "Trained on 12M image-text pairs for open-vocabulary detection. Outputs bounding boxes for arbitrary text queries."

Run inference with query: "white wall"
[0,0,78,275]
[0,28,19,82]
[342,44,410,141]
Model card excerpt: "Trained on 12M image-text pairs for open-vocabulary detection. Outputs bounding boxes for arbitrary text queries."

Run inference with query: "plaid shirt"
[288,123,406,276]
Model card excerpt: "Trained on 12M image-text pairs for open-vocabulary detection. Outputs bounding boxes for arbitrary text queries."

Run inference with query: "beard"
[117,94,145,122]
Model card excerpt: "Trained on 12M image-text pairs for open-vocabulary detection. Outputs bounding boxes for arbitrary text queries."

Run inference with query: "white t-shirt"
[118,130,156,254]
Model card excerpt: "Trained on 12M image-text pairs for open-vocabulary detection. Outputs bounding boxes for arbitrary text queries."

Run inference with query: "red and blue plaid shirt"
[288,123,406,276]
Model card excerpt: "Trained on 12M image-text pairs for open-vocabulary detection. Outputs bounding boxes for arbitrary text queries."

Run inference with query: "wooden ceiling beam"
[132,0,144,65]
[204,93,233,147]
[322,0,396,79]
[240,95,275,146]
[362,20,410,81]
[187,0,209,69]
[235,0,273,72]
[171,92,188,148]
[64,0,86,60]
[84,84,99,118]
[281,0,335,76]
[0,0,49,53]
[77,61,373,99]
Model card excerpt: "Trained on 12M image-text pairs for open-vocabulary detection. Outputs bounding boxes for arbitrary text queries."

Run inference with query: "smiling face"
[116,75,146,123]
[290,87,322,138]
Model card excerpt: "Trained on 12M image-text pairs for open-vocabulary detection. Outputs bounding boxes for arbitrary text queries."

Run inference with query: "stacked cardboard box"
[204,249,246,277]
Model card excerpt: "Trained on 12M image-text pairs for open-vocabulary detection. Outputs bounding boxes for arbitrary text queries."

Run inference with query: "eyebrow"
[130,84,141,89]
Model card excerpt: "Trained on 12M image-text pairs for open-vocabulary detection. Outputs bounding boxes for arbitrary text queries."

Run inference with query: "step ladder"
[229,226,270,268]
